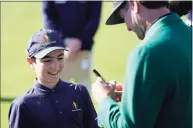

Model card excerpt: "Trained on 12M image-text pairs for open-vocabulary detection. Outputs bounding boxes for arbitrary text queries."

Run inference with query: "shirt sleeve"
[42,1,60,32]
[8,102,27,128]
[97,46,167,128]
[77,1,102,50]
[81,86,98,128]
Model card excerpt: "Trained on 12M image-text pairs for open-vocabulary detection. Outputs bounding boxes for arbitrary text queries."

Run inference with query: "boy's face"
[30,49,65,86]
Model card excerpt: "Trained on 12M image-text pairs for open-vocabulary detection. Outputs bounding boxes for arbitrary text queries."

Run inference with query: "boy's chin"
[47,77,60,83]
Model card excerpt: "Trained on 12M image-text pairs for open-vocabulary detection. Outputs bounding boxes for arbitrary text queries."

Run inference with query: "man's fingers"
[114,90,123,93]
[96,77,107,85]
[107,80,116,90]
[108,80,117,85]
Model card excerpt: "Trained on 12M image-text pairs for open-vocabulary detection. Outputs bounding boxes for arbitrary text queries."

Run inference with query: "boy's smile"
[48,70,60,75]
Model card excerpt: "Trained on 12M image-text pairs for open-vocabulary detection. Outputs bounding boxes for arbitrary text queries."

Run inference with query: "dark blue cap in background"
[26,29,68,59]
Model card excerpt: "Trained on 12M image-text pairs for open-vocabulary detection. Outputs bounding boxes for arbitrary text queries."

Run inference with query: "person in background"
[42,1,102,94]
[168,1,192,26]
[186,11,192,26]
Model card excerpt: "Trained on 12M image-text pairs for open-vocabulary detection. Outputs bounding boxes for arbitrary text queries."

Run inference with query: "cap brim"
[34,46,68,59]
[105,1,125,25]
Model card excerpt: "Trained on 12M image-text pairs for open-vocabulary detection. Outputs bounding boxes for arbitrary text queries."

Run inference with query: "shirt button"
[52,90,54,92]
[60,111,62,114]
[56,100,58,103]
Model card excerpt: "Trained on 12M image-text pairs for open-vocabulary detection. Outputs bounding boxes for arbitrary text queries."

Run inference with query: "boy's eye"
[58,57,64,60]
[42,59,51,62]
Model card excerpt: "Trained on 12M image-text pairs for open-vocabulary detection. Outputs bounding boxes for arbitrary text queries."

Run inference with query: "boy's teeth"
[50,72,58,75]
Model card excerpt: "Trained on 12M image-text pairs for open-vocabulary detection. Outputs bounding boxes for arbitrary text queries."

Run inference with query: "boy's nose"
[51,59,59,69]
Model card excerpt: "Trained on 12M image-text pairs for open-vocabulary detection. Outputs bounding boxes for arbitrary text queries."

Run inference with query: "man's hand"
[92,77,117,103]
[64,38,82,60]
[92,78,124,103]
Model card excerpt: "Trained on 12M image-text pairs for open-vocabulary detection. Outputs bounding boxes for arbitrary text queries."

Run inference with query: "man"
[42,1,102,93]
[8,29,98,128]
[92,1,192,128]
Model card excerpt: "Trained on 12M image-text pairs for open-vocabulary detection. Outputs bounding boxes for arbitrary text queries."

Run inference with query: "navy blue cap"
[26,29,68,59]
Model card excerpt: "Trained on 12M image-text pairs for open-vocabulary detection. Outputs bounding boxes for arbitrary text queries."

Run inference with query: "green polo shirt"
[97,13,192,128]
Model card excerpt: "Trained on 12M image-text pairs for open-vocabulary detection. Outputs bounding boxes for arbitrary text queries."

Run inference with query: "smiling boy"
[8,29,98,128]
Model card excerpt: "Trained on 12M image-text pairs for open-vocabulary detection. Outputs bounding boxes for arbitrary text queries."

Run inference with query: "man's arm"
[78,1,102,50]
[42,1,59,31]
[97,46,167,128]
[8,102,27,128]
[82,86,98,128]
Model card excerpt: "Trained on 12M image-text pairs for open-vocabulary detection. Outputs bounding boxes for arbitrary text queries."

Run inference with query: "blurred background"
[1,2,186,128]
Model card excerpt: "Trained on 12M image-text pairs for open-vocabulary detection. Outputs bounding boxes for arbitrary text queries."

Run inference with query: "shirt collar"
[146,12,173,32]
[144,12,182,41]
[33,78,64,93]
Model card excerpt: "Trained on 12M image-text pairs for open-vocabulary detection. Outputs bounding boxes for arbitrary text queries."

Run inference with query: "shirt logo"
[72,102,82,112]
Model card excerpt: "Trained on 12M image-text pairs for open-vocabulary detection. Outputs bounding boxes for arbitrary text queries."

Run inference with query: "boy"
[8,29,98,128]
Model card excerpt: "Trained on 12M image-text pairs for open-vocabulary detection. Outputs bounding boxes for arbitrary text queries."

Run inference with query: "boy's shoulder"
[61,80,89,96]
[62,81,88,93]
[11,88,37,106]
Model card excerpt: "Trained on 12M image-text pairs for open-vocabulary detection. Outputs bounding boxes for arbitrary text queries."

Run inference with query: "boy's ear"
[26,57,34,68]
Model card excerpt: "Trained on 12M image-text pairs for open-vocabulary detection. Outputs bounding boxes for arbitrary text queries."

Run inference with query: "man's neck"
[144,7,171,29]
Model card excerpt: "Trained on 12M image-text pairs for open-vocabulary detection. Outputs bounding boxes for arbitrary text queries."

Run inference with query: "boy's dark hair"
[168,1,192,16]
[139,1,168,9]
[31,57,36,62]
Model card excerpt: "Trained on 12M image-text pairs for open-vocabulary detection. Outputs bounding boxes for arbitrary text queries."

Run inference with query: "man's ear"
[129,1,139,14]
[26,57,34,68]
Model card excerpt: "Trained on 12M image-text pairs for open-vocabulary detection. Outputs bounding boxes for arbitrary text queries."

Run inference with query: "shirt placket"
[49,89,63,127]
